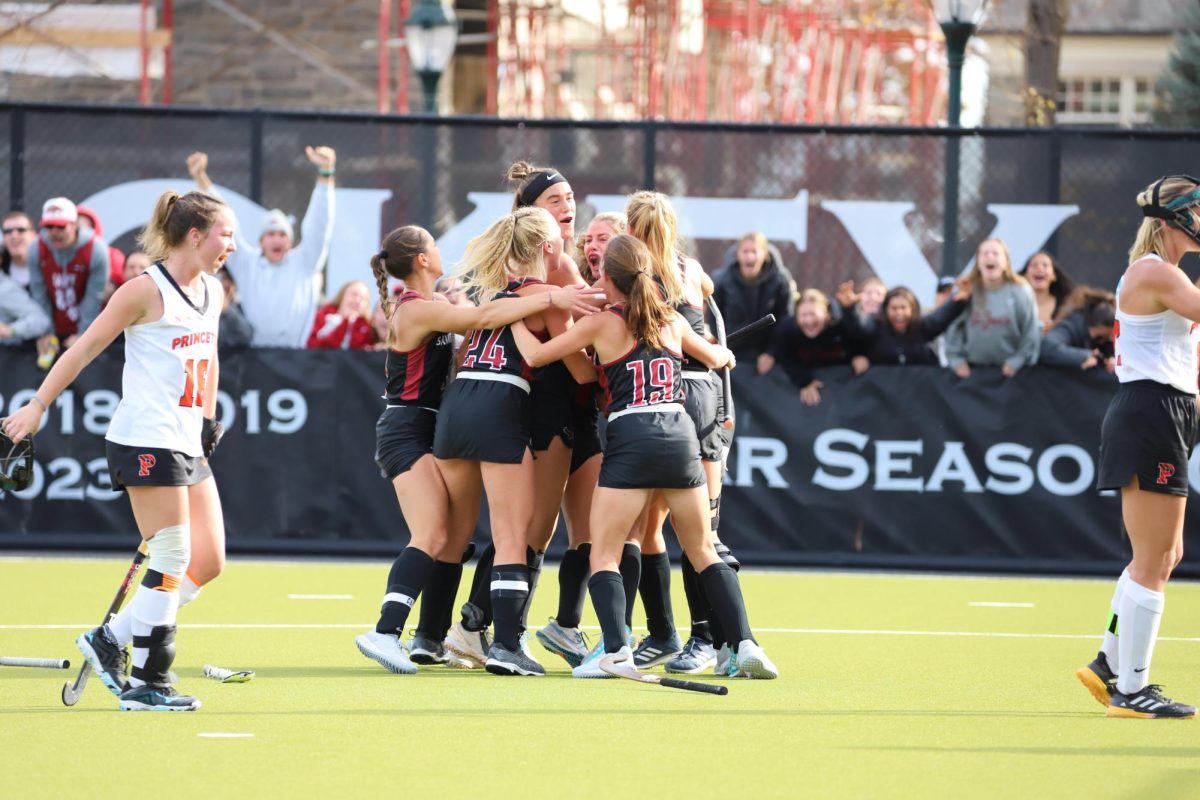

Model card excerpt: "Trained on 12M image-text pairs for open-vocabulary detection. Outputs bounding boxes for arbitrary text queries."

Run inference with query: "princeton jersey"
[384,291,454,407]
[1114,254,1200,395]
[596,306,686,415]
[458,278,540,382]
[106,264,222,457]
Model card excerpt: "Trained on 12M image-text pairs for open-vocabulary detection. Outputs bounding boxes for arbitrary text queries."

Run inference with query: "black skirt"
[1097,380,1198,497]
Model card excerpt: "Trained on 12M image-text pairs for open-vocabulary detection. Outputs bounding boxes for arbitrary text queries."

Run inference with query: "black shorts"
[569,386,603,474]
[105,441,212,491]
[682,371,725,462]
[599,407,706,490]
[375,406,437,480]
[530,361,575,452]
[433,375,531,464]
[1097,380,1198,497]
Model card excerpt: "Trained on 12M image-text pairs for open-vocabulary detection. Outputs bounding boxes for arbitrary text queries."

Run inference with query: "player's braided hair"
[459,207,557,302]
[604,234,673,352]
[626,191,686,306]
[371,225,430,317]
[138,190,227,263]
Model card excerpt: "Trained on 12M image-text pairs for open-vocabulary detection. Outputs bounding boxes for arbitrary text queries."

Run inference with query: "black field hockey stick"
[724,313,776,350]
[601,653,728,695]
[62,539,149,706]
[705,297,734,429]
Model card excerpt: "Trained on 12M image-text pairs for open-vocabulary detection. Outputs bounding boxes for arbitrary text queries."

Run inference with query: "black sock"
[415,559,462,640]
[681,554,712,643]
[556,543,591,628]
[638,551,676,640]
[520,546,544,634]
[462,542,495,631]
[699,562,753,647]
[376,548,435,635]
[490,563,529,652]
[619,542,642,629]
[588,570,627,653]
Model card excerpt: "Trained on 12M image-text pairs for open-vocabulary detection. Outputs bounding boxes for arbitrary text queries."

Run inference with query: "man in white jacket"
[187,147,336,347]
[0,270,50,346]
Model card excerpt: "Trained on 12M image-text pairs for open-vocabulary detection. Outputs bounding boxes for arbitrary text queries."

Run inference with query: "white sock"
[128,583,180,688]
[108,574,202,648]
[1100,569,1130,674]
[1115,578,1164,695]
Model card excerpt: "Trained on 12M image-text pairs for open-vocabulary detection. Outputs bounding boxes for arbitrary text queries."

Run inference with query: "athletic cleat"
[664,637,717,674]
[77,625,129,697]
[355,631,418,675]
[1075,651,1117,708]
[536,618,592,667]
[714,643,737,677]
[444,622,491,669]
[484,643,545,676]
[1107,685,1196,719]
[407,634,449,666]
[632,632,684,669]
[118,683,201,712]
[734,639,779,680]
[572,639,616,679]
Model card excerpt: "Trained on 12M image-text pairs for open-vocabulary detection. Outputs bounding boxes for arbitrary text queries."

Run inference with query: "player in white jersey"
[3,189,235,711]
[1077,175,1200,720]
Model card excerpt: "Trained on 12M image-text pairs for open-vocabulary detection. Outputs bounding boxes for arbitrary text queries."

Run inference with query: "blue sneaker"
[76,625,129,697]
[572,639,615,679]
[118,683,201,711]
[633,632,683,669]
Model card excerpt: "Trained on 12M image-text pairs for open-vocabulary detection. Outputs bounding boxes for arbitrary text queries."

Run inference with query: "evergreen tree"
[1155,0,1200,127]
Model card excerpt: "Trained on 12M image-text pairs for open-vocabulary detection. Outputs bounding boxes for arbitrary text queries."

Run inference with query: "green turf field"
[2,556,1199,800]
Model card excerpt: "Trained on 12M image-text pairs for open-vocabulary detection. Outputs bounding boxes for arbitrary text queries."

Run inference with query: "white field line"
[198,733,254,738]
[286,594,354,600]
[5,622,1200,642]
[968,602,1035,608]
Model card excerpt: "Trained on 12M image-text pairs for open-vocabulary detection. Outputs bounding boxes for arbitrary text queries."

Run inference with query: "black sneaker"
[484,643,545,676]
[1075,651,1116,708]
[118,683,201,712]
[76,625,129,697]
[1107,685,1196,719]
[407,634,449,665]
[632,632,684,668]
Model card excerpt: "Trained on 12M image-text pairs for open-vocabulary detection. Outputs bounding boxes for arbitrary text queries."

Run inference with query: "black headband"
[1143,174,1200,220]
[517,170,566,208]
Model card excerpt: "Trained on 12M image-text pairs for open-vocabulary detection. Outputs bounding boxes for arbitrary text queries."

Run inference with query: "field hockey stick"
[724,313,776,350]
[705,297,734,429]
[0,657,69,669]
[600,652,728,695]
[61,540,149,707]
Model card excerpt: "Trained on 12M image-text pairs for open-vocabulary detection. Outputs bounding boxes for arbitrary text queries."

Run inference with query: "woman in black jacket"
[836,283,970,368]
[757,288,851,406]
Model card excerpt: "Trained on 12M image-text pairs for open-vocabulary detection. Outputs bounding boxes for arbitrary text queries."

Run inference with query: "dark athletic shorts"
[433,375,531,464]
[569,385,603,474]
[375,406,437,480]
[105,441,212,491]
[1097,380,1198,497]
[530,361,575,452]
[599,406,705,490]
[682,371,725,462]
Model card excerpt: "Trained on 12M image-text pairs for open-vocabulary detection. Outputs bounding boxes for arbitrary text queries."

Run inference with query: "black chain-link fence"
[5,102,1194,297]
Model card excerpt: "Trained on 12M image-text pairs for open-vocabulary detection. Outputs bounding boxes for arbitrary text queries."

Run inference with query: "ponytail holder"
[378,249,389,261]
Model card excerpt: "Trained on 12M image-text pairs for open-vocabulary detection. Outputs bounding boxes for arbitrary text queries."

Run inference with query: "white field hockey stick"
[203,664,255,683]
[600,652,728,695]
[1,657,69,669]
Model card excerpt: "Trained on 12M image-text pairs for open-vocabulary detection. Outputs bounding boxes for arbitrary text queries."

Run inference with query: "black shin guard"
[519,546,544,634]
[619,542,642,629]
[588,570,627,653]
[680,554,713,643]
[462,542,496,631]
[131,624,177,687]
[377,548,435,635]
[699,562,753,647]
[638,551,676,640]
[556,543,591,628]
[415,559,462,639]
[490,564,529,652]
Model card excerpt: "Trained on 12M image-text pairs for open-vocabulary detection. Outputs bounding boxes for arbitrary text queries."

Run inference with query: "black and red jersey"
[674,255,708,373]
[384,291,455,407]
[596,305,686,415]
[458,278,542,382]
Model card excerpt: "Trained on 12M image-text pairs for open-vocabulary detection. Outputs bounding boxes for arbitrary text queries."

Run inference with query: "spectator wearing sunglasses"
[25,197,110,358]
[1,210,36,292]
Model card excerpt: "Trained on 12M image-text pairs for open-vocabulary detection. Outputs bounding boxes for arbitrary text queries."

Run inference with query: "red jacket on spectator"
[307,304,377,350]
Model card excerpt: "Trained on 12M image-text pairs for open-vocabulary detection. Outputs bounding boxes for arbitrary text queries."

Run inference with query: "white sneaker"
[444,622,491,669]
[572,640,618,679]
[713,643,736,677]
[735,639,778,680]
[355,631,417,675]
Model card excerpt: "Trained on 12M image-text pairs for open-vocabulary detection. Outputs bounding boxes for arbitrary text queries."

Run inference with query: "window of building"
[1057,76,1153,127]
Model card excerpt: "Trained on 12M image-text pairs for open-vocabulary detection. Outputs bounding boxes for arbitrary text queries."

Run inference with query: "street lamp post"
[404,0,459,114]
[929,0,987,277]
